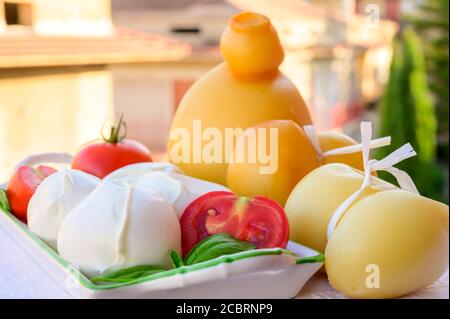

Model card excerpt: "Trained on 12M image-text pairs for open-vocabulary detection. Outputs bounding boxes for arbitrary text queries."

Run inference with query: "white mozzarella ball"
[27,168,100,249]
[57,179,181,277]
[105,162,183,181]
[133,171,230,217]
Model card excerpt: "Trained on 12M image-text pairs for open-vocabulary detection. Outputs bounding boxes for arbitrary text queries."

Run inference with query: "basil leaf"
[91,265,167,283]
[170,250,184,268]
[296,254,325,264]
[184,233,256,266]
[0,189,10,212]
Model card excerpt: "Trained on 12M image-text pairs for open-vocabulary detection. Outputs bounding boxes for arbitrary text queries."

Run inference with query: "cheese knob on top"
[325,190,449,298]
[220,11,284,81]
[57,179,180,277]
[27,168,100,249]
[284,163,396,253]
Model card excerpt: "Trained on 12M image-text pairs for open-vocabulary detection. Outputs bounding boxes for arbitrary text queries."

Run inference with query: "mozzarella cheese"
[57,179,181,277]
[105,162,183,180]
[106,162,229,217]
[27,168,100,249]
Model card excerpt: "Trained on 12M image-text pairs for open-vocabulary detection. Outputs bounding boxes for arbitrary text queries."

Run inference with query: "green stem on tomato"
[102,113,128,144]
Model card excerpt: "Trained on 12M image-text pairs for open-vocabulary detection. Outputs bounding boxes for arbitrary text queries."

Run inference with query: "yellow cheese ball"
[167,12,312,185]
[284,163,396,253]
[325,190,449,298]
[226,120,319,205]
[317,132,364,171]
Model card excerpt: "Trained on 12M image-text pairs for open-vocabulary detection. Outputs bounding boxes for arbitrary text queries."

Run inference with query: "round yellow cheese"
[325,190,449,298]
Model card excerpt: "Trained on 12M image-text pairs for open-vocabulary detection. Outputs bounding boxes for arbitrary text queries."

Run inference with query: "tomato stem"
[103,113,127,144]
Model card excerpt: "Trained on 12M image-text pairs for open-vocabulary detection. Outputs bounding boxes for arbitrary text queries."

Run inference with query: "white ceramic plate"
[0,207,323,299]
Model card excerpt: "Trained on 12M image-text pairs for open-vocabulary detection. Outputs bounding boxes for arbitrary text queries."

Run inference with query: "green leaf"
[169,250,184,268]
[91,265,167,283]
[296,254,325,264]
[0,189,10,212]
[184,233,256,266]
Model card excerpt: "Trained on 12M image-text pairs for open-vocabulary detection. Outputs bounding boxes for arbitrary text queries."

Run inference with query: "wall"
[0,0,113,36]
[0,66,113,181]
[110,61,217,155]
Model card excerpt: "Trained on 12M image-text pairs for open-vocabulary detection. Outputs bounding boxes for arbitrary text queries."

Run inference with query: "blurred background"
[0,0,448,201]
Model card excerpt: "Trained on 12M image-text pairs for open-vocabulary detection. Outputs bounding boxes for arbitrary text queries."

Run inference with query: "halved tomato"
[6,165,56,223]
[180,191,289,256]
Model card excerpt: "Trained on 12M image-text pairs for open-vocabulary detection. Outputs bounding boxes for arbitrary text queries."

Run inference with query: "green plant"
[407,0,449,147]
[377,27,444,201]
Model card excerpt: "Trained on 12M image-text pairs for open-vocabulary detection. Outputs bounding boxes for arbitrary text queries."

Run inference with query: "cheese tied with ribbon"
[285,122,449,298]
[325,123,448,298]
[285,123,395,254]
[303,124,391,171]
[226,121,390,206]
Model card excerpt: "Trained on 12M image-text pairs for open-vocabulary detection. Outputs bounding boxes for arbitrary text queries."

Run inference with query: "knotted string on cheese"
[326,122,419,239]
[303,124,391,163]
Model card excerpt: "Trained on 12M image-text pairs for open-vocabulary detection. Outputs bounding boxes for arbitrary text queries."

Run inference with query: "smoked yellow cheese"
[318,132,364,171]
[167,12,312,185]
[226,120,319,206]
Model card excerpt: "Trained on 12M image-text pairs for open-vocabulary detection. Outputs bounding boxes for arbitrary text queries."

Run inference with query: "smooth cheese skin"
[284,163,396,253]
[325,190,449,298]
[317,132,364,171]
[27,169,100,250]
[167,12,312,185]
[132,171,229,217]
[57,180,180,277]
[104,162,183,180]
[226,120,319,206]
[106,164,228,217]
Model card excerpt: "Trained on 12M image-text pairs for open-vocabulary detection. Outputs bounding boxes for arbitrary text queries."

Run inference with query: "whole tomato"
[72,114,153,178]
[180,191,290,256]
[6,165,57,223]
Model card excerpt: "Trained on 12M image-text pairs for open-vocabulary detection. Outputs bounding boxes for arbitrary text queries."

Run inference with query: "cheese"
[285,122,449,298]
[132,171,229,217]
[167,12,312,185]
[326,190,449,298]
[27,168,100,249]
[105,162,183,180]
[317,131,364,171]
[226,120,319,205]
[57,179,180,277]
[106,163,229,217]
[284,163,396,253]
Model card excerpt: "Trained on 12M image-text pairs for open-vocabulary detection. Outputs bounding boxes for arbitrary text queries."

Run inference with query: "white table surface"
[0,223,448,299]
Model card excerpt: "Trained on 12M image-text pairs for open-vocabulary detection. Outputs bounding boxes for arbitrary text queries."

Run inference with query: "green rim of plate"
[1,208,324,291]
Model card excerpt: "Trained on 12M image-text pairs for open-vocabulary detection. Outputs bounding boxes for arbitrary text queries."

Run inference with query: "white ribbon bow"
[326,122,419,239]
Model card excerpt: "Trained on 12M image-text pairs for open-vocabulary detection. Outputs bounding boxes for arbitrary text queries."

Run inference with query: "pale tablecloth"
[0,224,448,299]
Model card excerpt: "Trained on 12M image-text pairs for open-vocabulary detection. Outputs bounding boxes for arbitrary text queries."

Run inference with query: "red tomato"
[6,165,57,223]
[180,191,290,256]
[72,114,152,178]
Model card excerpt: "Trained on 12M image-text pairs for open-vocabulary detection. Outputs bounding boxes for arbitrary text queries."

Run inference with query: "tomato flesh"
[6,165,57,223]
[180,191,289,256]
[72,139,152,178]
